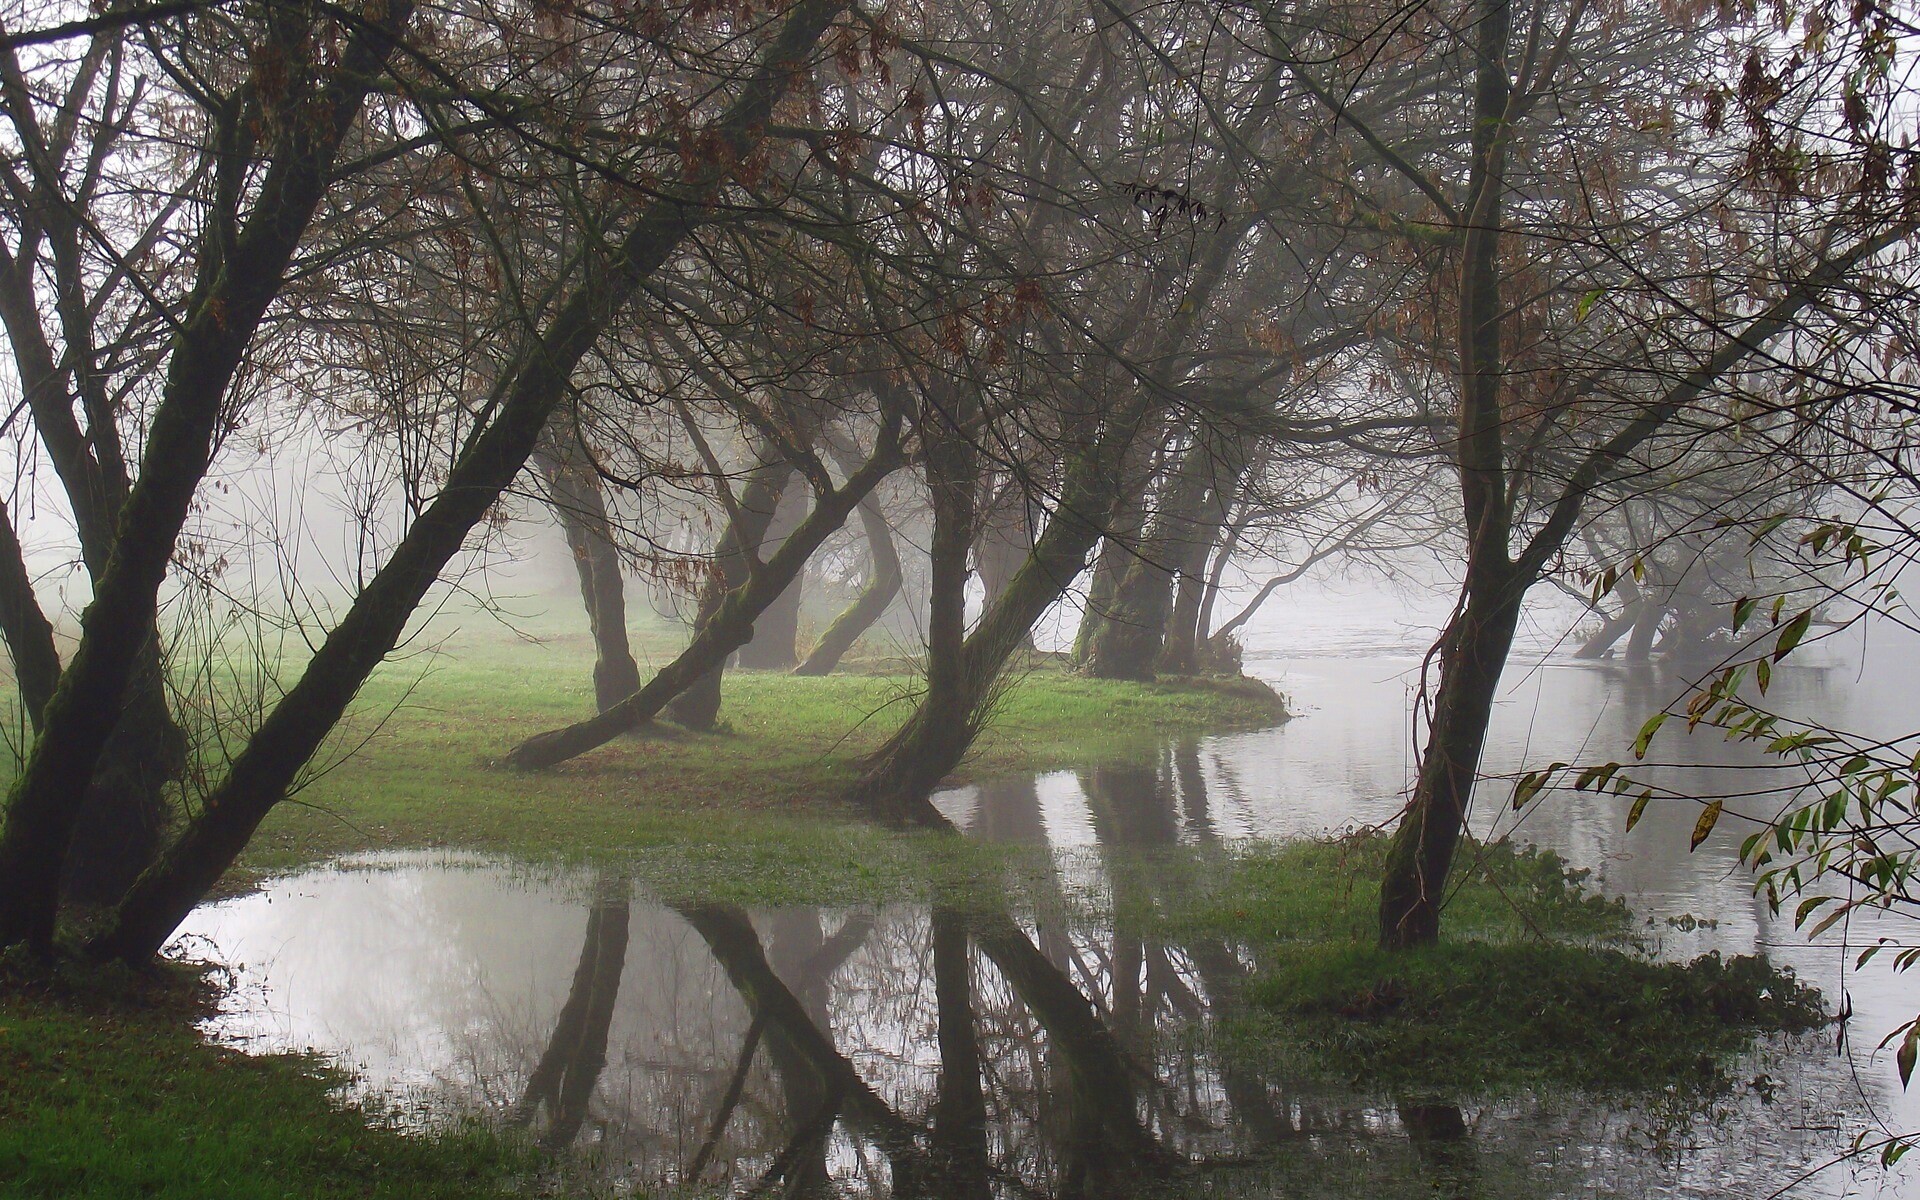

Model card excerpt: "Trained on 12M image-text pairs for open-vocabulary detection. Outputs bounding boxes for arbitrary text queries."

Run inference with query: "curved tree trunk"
[792,493,901,676]
[505,443,900,769]
[665,456,794,730]
[535,425,643,713]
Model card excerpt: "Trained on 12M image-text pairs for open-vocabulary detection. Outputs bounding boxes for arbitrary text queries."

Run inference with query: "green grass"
[0,966,534,1199]
[0,621,1821,1196]
[1156,833,1827,1099]
[237,637,1285,882]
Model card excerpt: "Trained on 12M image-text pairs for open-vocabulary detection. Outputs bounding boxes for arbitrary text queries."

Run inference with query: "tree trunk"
[534,425,643,713]
[1376,585,1523,949]
[974,479,1034,651]
[1084,433,1227,681]
[505,444,899,769]
[665,457,794,730]
[0,5,417,954]
[733,484,809,671]
[851,430,1125,822]
[675,902,929,1186]
[81,0,849,963]
[1071,495,1144,668]
[792,493,901,675]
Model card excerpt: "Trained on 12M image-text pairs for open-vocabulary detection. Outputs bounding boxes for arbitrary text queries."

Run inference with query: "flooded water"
[175,638,1920,1198]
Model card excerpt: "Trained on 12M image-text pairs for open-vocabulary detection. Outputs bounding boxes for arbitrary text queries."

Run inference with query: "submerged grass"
[0,620,1825,1196]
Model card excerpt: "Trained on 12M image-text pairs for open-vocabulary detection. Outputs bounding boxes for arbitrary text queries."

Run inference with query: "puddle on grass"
[175,655,1920,1197]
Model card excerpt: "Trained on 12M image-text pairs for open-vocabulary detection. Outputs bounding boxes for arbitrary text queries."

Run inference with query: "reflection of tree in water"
[475,753,1867,1198]
[509,874,631,1151]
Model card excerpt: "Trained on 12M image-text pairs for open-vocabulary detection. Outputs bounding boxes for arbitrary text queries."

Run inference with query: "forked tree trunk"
[0,229,188,908]
[851,431,1125,822]
[534,426,643,713]
[0,3,419,954]
[793,493,901,676]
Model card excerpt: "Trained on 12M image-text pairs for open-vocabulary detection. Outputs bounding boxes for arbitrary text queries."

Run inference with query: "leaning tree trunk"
[0,3,418,955]
[82,0,850,964]
[505,444,900,769]
[534,425,643,713]
[1376,583,1523,949]
[665,457,794,730]
[734,485,809,671]
[792,492,901,676]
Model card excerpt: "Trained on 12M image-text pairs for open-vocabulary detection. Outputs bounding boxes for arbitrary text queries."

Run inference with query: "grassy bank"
[243,640,1286,875]
[0,968,531,1199]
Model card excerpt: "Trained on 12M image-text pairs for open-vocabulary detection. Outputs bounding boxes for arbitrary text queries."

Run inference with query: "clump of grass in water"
[1162,832,1825,1099]
[1240,942,1824,1095]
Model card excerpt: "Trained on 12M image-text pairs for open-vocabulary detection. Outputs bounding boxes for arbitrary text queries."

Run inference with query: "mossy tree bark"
[84,0,851,963]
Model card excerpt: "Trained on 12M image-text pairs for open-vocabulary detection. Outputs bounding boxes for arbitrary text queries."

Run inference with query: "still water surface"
[175,648,1920,1197]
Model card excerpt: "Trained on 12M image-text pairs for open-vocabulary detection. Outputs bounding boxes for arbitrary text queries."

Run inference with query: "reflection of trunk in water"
[1398,1103,1477,1200]
[1080,754,1302,1150]
[511,877,632,1151]
[931,906,993,1200]
[675,903,930,1193]
[970,908,1169,1189]
[762,909,874,1196]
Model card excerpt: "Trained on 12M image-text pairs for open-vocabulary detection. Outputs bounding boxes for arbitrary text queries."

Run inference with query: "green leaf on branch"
[1634,713,1667,760]
[1690,800,1723,851]
[1626,789,1652,832]
[1774,610,1813,661]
